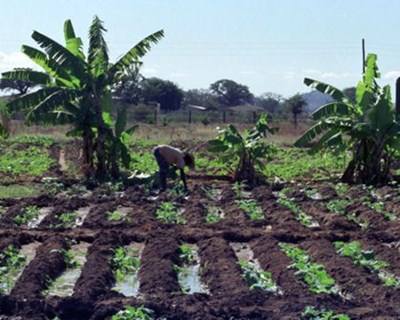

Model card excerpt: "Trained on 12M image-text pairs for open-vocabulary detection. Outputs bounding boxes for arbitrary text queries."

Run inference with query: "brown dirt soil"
[2,180,400,319]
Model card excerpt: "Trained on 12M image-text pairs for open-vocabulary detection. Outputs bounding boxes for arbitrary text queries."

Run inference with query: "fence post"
[222,110,226,123]
[188,109,192,124]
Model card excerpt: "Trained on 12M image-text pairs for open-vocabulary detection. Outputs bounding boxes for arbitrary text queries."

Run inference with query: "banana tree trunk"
[234,151,257,185]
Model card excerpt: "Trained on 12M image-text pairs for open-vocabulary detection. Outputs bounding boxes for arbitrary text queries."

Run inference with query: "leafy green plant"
[334,241,400,287]
[277,191,317,227]
[208,113,277,184]
[178,244,195,264]
[55,212,77,228]
[112,306,153,320]
[362,198,396,221]
[112,247,140,282]
[302,306,350,320]
[236,199,264,220]
[10,135,54,147]
[155,202,186,224]
[14,205,40,226]
[326,199,367,228]
[0,245,26,294]
[239,259,280,293]
[334,183,349,197]
[3,17,163,180]
[61,249,79,269]
[205,206,223,224]
[279,243,338,294]
[0,146,54,176]
[263,147,346,181]
[107,210,125,222]
[295,53,400,185]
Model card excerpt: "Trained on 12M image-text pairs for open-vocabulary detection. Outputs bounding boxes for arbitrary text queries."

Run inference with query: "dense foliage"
[295,53,400,185]
[208,113,276,184]
[2,17,163,180]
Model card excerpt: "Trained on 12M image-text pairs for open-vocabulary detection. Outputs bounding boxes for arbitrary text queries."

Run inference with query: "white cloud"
[384,71,400,80]
[0,51,37,73]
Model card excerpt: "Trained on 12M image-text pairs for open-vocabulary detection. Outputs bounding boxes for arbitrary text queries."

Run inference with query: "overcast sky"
[0,0,399,97]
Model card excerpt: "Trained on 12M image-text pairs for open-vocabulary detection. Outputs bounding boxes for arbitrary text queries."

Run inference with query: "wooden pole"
[222,110,226,123]
[362,38,366,74]
[188,109,192,124]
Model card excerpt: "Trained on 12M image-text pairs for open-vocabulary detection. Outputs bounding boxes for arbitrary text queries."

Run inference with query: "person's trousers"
[154,149,169,190]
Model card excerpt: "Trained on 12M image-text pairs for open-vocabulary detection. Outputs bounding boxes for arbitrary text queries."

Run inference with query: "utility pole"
[396,77,400,121]
[362,38,366,74]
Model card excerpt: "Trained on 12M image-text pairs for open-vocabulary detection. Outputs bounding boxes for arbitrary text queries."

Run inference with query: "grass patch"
[0,184,42,199]
[55,212,77,228]
[0,146,54,176]
[263,147,347,181]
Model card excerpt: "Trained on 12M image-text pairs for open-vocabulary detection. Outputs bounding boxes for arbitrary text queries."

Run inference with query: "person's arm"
[180,168,188,191]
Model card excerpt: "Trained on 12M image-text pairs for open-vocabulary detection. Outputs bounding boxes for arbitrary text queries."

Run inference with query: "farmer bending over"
[153,145,195,191]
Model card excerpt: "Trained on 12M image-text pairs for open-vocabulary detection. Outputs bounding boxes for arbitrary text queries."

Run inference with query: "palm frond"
[88,15,109,77]
[27,89,79,123]
[64,20,85,59]
[294,121,331,147]
[7,87,59,112]
[31,30,86,81]
[108,30,164,79]
[22,45,76,87]
[304,78,347,102]
[2,69,51,86]
[312,102,352,120]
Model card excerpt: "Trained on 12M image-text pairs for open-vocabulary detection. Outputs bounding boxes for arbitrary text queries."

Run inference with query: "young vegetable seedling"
[277,191,318,228]
[112,247,141,282]
[334,241,400,287]
[55,212,77,228]
[155,202,186,224]
[0,245,26,294]
[14,205,40,226]
[326,199,368,229]
[236,199,264,220]
[279,243,340,295]
[302,306,350,320]
[239,259,281,294]
[112,306,154,320]
[107,210,126,222]
[205,206,224,224]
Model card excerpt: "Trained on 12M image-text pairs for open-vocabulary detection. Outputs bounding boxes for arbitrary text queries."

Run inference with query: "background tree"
[254,92,283,114]
[140,77,183,111]
[2,17,163,180]
[112,65,143,104]
[183,88,219,109]
[210,79,253,107]
[285,94,306,128]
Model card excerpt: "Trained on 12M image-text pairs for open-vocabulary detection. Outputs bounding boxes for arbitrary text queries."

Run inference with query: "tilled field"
[1,180,400,319]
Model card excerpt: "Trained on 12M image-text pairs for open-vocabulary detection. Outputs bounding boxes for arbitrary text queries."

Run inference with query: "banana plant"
[2,17,163,180]
[295,53,400,185]
[208,113,277,184]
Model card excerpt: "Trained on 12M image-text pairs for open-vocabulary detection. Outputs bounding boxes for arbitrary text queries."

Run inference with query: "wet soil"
[1,180,400,319]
